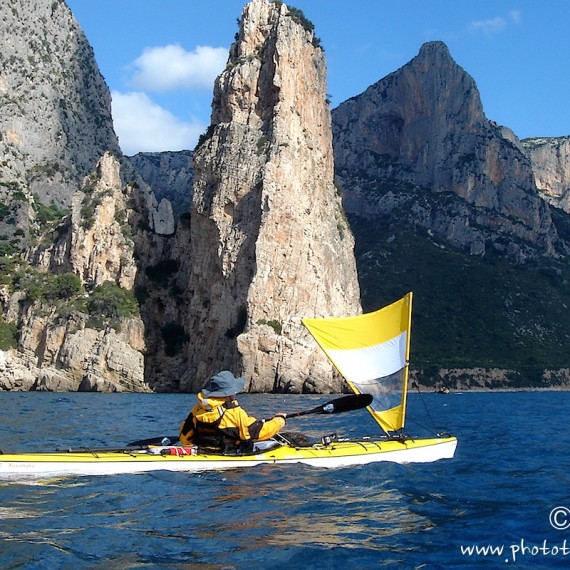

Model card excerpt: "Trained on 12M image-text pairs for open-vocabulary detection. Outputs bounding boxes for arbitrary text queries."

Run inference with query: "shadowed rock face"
[178,0,361,393]
[333,41,561,261]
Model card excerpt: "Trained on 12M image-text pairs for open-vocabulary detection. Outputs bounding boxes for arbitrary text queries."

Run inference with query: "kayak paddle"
[284,393,373,418]
[127,394,373,447]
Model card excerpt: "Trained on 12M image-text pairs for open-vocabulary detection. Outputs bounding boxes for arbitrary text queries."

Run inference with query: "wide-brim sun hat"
[201,370,246,398]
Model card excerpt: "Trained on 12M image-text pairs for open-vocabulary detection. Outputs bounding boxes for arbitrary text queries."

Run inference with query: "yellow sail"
[303,293,412,434]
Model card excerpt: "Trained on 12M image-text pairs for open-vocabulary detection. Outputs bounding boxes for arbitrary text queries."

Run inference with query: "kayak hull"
[0,436,457,478]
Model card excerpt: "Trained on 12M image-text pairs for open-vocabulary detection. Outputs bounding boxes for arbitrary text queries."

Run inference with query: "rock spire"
[180,0,361,392]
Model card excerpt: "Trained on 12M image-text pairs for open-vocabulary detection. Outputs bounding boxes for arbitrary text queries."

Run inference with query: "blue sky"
[65,0,570,156]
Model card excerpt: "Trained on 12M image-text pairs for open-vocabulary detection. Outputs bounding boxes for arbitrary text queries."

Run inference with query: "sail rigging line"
[402,415,440,438]
[409,380,448,437]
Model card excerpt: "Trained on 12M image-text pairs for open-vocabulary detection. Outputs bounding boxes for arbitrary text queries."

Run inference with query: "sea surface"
[0,390,569,569]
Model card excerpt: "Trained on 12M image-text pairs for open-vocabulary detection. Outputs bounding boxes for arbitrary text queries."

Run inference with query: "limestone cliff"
[0,0,172,392]
[128,32,570,389]
[333,41,562,261]
[523,137,570,212]
[1,153,151,392]
[128,151,194,220]
[0,0,120,253]
[8,0,570,393]
[174,0,361,393]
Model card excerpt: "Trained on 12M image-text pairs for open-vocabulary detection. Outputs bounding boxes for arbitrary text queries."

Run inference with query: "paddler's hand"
[274,412,287,421]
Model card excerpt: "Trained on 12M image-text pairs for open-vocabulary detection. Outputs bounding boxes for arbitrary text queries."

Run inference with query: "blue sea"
[1,391,569,569]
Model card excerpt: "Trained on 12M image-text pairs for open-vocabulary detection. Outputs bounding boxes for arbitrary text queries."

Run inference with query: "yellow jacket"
[179,394,285,450]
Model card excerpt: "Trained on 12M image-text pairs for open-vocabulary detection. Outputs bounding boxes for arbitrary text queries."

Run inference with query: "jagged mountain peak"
[339,40,485,166]
[333,40,559,262]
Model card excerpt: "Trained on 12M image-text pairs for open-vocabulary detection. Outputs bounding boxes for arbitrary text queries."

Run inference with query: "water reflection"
[189,465,432,554]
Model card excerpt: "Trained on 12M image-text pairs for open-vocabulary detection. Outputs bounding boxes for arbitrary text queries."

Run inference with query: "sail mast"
[400,291,413,430]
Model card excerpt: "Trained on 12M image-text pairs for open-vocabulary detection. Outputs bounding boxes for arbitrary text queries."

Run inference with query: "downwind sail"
[302,293,412,434]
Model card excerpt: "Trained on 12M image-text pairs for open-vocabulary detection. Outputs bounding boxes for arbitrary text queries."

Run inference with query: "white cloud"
[509,10,522,24]
[469,16,508,34]
[111,91,205,155]
[129,44,228,92]
[469,11,522,35]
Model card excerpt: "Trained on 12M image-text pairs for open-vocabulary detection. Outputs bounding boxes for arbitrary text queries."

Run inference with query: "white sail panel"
[326,332,407,381]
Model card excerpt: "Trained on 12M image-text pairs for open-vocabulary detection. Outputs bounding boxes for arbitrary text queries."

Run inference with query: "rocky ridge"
[1,153,152,392]
[127,36,570,389]
[413,367,570,392]
[0,0,174,392]
[3,1,570,393]
[332,41,562,262]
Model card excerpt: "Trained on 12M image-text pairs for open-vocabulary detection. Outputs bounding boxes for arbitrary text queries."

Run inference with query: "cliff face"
[6,1,570,393]
[3,0,361,394]
[123,29,570,389]
[333,41,562,261]
[1,153,150,392]
[0,0,172,393]
[176,0,361,393]
[0,0,120,253]
[523,137,570,212]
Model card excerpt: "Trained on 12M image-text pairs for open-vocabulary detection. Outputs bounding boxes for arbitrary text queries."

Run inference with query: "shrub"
[87,281,139,329]
[285,5,322,48]
[20,277,44,302]
[34,200,68,227]
[0,203,10,221]
[256,136,269,155]
[257,318,282,335]
[0,317,17,350]
[0,242,17,256]
[80,194,102,230]
[47,273,82,300]
[0,257,17,285]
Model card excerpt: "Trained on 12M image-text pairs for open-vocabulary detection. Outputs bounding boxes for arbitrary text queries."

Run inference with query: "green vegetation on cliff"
[350,215,570,375]
[1,257,140,334]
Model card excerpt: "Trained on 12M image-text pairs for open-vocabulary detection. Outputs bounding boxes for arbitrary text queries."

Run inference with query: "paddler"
[179,370,286,453]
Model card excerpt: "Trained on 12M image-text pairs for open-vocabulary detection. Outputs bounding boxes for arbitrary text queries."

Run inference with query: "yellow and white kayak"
[0,436,457,478]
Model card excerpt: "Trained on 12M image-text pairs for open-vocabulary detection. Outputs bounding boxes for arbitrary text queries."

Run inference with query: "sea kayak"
[0,436,457,478]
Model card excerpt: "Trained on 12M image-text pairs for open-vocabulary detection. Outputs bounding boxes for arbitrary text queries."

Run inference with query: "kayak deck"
[0,436,457,478]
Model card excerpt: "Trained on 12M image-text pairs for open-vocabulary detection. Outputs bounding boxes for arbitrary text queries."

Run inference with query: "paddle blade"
[313,394,373,415]
[127,435,179,447]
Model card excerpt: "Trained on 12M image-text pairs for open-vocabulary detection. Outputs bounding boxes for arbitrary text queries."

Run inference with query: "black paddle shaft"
[285,393,373,418]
